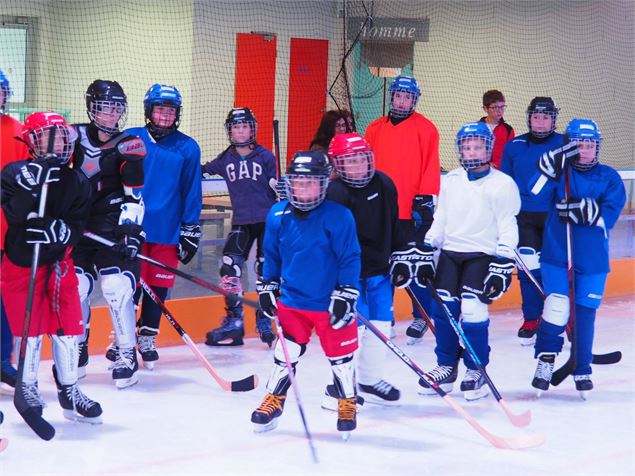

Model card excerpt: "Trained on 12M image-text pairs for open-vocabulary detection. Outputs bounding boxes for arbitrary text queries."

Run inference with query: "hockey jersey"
[263,200,361,311]
[202,145,276,225]
[426,167,520,256]
[126,127,202,244]
[365,112,440,219]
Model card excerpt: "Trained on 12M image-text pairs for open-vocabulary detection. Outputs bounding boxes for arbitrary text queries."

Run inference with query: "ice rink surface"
[1,296,633,476]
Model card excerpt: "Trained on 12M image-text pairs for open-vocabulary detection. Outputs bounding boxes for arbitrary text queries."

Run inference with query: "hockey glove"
[16,160,60,192]
[412,195,434,232]
[481,257,515,304]
[413,244,437,287]
[177,223,202,265]
[256,279,280,319]
[390,246,429,288]
[114,223,146,260]
[254,256,265,277]
[25,217,71,245]
[538,142,579,180]
[328,285,360,330]
[556,197,601,226]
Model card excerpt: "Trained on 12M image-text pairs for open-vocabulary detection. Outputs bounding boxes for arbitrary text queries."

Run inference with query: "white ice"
[1,296,633,476]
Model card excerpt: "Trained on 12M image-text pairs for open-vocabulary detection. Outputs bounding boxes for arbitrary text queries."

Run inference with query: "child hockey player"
[417,122,520,401]
[1,112,102,422]
[251,151,361,437]
[530,119,626,398]
[203,107,277,347]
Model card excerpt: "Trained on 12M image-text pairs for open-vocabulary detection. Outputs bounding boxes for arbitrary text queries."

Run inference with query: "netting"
[1,0,633,174]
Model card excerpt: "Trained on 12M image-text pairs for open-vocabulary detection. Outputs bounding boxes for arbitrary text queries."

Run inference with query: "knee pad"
[273,338,306,365]
[437,288,458,304]
[220,255,244,293]
[100,271,137,348]
[543,293,570,326]
[75,267,94,302]
[51,334,79,385]
[329,353,356,398]
[460,293,489,324]
[518,247,540,271]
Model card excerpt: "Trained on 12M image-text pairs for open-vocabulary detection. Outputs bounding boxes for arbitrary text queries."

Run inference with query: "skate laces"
[463,369,482,383]
[22,382,46,408]
[371,380,395,395]
[138,335,157,353]
[573,374,591,383]
[114,348,136,370]
[338,397,356,420]
[535,355,555,380]
[427,365,455,382]
[256,393,285,415]
[409,319,428,333]
[68,384,97,411]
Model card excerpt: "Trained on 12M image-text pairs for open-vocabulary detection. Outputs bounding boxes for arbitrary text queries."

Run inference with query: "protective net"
[1,0,633,174]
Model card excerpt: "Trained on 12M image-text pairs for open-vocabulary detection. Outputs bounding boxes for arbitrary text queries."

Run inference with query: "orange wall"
[37,258,634,359]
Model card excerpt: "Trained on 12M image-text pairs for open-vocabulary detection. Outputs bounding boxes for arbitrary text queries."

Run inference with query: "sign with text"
[347,17,429,42]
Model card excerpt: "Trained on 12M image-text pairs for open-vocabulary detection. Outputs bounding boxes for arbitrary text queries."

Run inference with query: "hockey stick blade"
[359,315,544,449]
[552,350,622,387]
[592,351,621,365]
[230,375,259,392]
[13,394,55,441]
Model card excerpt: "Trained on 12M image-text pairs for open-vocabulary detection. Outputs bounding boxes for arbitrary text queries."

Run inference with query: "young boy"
[324,133,409,405]
[124,84,202,369]
[417,122,520,401]
[500,97,563,345]
[479,89,514,169]
[1,112,102,423]
[251,151,361,437]
[365,75,440,344]
[202,108,277,347]
[530,119,626,398]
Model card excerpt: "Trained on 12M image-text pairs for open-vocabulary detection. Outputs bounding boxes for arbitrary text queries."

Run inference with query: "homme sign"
[348,17,429,42]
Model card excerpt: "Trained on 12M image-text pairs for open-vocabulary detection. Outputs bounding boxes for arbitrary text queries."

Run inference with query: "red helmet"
[22,112,77,165]
[328,133,375,187]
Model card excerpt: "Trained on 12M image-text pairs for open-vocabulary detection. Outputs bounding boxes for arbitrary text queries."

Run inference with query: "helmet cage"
[144,84,182,138]
[88,100,128,135]
[285,174,330,211]
[455,126,494,171]
[333,151,375,188]
[388,76,421,118]
[26,123,77,165]
[526,98,559,139]
[0,75,10,114]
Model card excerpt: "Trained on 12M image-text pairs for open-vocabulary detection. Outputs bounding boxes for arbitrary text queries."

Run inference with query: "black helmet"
[285,150,331,212]
[224,107,257,146]
[526,96,559,138]
[85,80,128,134]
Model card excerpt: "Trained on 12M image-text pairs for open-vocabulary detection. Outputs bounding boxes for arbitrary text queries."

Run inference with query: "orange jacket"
[1,114,30,250]
[365,112,440,219]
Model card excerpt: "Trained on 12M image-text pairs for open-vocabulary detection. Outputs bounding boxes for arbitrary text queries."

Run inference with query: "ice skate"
[105,332,118,370]
[20,381,46,416]
[358,380,400,405]
[251,393,286,433]
[53,365,103,424]
[518,319,539,346]
[138,334,159,370]
[112,347,139,389]
[532,353,555,397]
[0,360,17,394]
[77,338,89,379]
[337,397,357,440]
[418,364,458,395]
[255,311,275,348]
[460,369,489,401]
[205,312,244,346]
[321,384,365,412]
[574,374,593,400]
[406,317,428,345]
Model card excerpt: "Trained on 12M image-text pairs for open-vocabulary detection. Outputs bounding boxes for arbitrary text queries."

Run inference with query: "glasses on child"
[487,105,507,111]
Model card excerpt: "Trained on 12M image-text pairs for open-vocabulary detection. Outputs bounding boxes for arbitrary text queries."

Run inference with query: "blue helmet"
[566,118,602,171]
[143,83,182,138]
[389,75,421,118]
[526,96,559,139]
[455,122,494,171]
[0,69,11,114]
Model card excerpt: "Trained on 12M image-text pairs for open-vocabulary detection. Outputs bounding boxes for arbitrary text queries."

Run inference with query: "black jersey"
[327,171,406,278]
[72,124,145,238]
[1,161,92,267]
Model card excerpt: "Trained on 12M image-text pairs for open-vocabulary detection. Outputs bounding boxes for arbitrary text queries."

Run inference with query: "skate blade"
[463,388,490,401]
[115,374,139,389]
[535,389,544,398]
[406,336,423,345]
[579,390,589,401]
[63,409,103,425]
[0,438,7,453]
[519,336,536,346]
[0,382,15,395]
[253,419,278,433]
[340,431,351,441]
[205,338,244,347]
[143,361,156,371]
[417,382,454,396]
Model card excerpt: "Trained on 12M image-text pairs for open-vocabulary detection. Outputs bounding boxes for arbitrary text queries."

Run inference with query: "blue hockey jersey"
[263,200,361,311]
[126,127,202,244]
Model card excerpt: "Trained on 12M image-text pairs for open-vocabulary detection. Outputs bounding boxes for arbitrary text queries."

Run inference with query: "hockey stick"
[424,278,532,428]
[13,182,56,441]
[272,314,319,463]
[273,119,281,181]
[405,286,435,334]
[139,278,258,392]
[514,249,621,368]
[357,313,544,449]
[83,232,259,309]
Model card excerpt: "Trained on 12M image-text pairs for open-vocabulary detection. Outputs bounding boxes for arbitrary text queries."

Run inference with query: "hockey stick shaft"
[514,249,620,368]
[273,119,281,181]
[424,278,531,427]
[405,286,435,334]
[83,231,259,309]
[138,278,257,392]
[14,183,56,440]
[272,314,319,463]
[357,314,543,449]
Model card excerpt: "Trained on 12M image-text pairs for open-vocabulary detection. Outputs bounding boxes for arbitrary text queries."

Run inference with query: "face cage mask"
[146,104,181,139]
[225,120,257,147]
[570,139,601,172]
[456,136,493,171]
[29,125,75,165]
[527,110,558,139]
[285,174,329,212]
[88,100,128,135]
[389,90,419,118]
[334,151,375,188]
[0,85,9,114]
